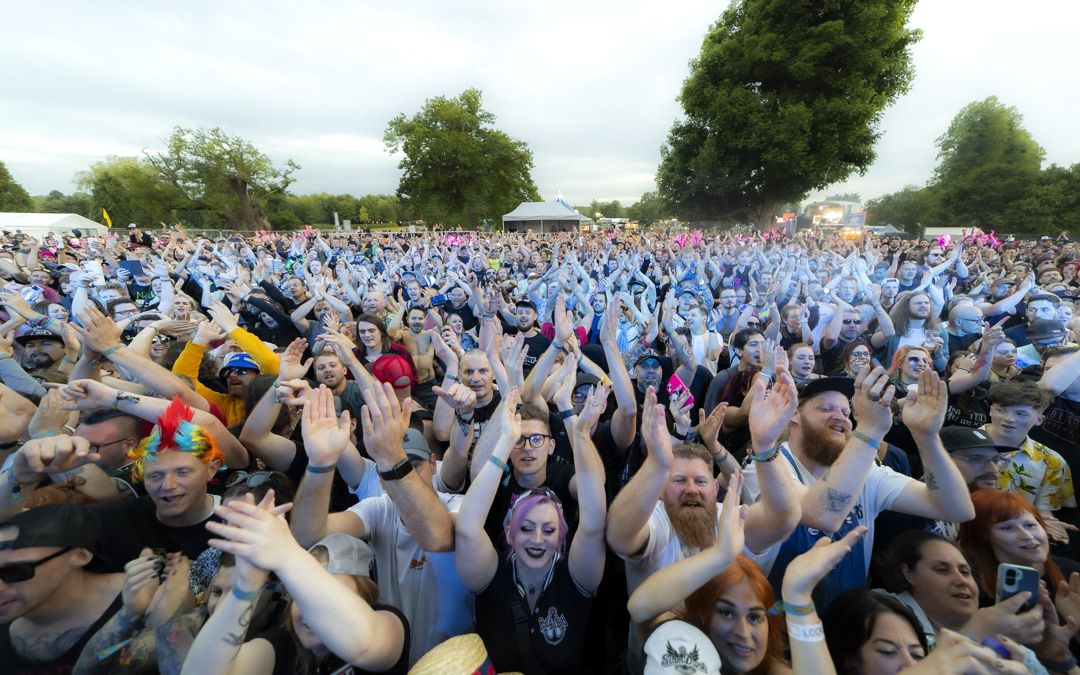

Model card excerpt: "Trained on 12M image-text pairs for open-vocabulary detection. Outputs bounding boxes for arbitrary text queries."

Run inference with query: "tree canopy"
[0,161,32,212]
[384,88,539,227]
[145,126,300,230]
[657,0,920,225]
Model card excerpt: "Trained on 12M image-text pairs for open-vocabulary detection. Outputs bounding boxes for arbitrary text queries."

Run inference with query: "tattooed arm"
[71,607,157,675]
[155,609,206,675]
[178,588,275,675]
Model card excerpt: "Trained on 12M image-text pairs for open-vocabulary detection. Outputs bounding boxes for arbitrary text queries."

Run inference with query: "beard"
[664,499,718,550]
[801,422,850,467]
[28,352,57,369]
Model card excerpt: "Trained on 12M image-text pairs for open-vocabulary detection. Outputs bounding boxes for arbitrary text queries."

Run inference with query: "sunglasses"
[226,471,281,490]
[513,433,552,449]
[220,368,254,379]
[842,319,862,325]
[0,547,72,583]
[907,357,930,366]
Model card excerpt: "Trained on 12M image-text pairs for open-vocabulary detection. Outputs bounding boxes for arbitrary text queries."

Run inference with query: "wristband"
[671,429,688,441]
[786,622,825,642]
[100,345,122,360]
[851,429,884,452]
[1041,653,1078,672]
[455,410,475,424]
[232,585,263,602]
[446,373,460,384]
[30,431,60,440]
[558,409,576,420]
[306,464,335,474]
[770,599,816,616]
[749,444,782,463]
[489,455,511,473]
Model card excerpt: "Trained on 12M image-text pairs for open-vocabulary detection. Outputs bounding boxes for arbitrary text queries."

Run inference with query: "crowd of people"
[1,221,1079,674]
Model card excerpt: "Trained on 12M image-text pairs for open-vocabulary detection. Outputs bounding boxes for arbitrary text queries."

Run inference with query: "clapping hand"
[360,382,414,470]
[900,368,946,439]
[851,365,895,438]
[71,306,123,353]
[121,548,164,618]
[301,385,352,468]
[206,491,296,582]
[748,369,799,453]
[641,387,674,471]
[781,527,867,606]
[277,338,313,381]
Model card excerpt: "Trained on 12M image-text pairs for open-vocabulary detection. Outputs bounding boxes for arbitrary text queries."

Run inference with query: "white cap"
[643,620,723,674]
[308,533,374,578]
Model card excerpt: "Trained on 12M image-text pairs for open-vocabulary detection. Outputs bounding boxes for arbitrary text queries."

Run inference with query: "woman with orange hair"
[958,489,1080,604]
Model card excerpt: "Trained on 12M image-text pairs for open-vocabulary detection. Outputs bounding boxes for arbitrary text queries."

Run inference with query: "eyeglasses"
[87,436,136,455]
[851,351,871,359]
[842,319,862,325]
[513,433,552,449]
[953,453,1010,469]
[571,388,591,403]
[0,547,73,583]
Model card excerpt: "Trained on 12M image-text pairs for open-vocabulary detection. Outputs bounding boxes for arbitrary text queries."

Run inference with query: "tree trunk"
[755,200,777,229]
[230,178,260,231]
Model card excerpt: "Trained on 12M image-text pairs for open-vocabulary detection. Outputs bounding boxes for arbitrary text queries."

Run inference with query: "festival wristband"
[558,409,576,420]
[489,455,511,473]
[100,345,122,360]
[851,430,884,452]
[769,600,816,616]
[232,586,263,602]
[749,444,782,463]
[306,464,335,475]
[787,622,825,642]
[671,429,688,441]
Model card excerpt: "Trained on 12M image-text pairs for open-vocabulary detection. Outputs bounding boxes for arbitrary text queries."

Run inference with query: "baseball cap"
[575,372,601,389]
[634,348,663,369]
[0,504,110,571]
[798,376,856,403]
[308,533,374,578]
[127,223,138,229]
[939,426,1016,453]
[403,428,432,461]
[643,620,723,674]
[15,327,65,346]
[515,299,537,312]
[370,353,414,390]
[220,352,260,374]
[1027,319,1068,342]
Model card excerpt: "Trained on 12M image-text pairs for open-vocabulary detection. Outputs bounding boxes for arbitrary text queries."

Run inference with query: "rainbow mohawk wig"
[128,397,224,482]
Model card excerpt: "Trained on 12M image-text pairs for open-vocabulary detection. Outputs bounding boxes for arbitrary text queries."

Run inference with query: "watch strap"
[377,458,414,481]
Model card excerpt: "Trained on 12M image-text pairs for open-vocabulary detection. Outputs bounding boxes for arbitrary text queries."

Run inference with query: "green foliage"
[657,0,920,225]
[76,156,180,227]
[145,127,300,230]
[866,185,939,236]
[384,88,539,228]
[824,193,861,203]
[33,190,93,217]
[0,161,33,212]
[574,200,628,220]
[625,191,670,225]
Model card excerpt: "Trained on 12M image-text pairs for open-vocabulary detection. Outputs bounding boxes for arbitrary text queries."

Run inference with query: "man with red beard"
[607,372,803,672]
[742,366,974,607]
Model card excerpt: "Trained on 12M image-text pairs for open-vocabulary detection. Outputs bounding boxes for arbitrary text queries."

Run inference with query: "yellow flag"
[102,208,113,228]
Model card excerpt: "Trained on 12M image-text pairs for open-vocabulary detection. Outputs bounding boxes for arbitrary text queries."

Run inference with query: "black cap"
[1028,319,1068,342]
[575,372,600,389]
[798,376,856,403]
[515,299,537,312]
[939,426,1017,453]
[0,504,101,552]
[633,348,663,368]
[15,327,65,346]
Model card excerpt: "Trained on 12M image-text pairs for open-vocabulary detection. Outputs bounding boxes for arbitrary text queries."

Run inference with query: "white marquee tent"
[501,201,591,233]
[0,213,109,238]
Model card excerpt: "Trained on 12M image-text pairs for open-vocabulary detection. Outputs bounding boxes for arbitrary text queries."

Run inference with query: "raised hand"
[11,434,103,482]
[207,300,240,335]
[698,402,728,449]
[641,387,674,470]
[278,337,313,381]
[301,385,352,467]
[714,472,747,564]
[781,527,867,605]
[121,548,164,618]
[71,306,123,353]
[851,365,895,438]
[145,553,194,629]
[576,381,610,430]
[432,382,477,413]
[749,369,799,452]
[192,320,226,346]
[27,388,77,439]
[431,329,459,369]
[206,491,297,580]
[900,368,946,439]
[1056,571,1080,625]
[360,382,414,469]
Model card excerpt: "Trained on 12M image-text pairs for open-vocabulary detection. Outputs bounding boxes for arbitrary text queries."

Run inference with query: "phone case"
[996,563,1040,612]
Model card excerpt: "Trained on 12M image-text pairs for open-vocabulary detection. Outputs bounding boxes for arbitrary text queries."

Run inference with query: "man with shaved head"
[947,303,984,353]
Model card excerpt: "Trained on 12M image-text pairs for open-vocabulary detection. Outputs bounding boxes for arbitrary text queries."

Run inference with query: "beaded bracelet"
[306,464,335,474]
[749,444,782,463]
[489,455,511,473]
[851,430,884,452]
[232,586,263,602]
[769,600,815,616]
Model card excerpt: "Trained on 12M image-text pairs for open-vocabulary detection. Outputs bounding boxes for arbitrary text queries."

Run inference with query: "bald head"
[950,304,983,336]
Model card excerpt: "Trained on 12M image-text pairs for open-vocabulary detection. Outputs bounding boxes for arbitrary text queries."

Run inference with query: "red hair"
[958,489,1064,597]
[682,555,786,674]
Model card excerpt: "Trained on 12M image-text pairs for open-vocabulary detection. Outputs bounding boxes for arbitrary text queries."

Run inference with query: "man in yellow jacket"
[171,301,279,426]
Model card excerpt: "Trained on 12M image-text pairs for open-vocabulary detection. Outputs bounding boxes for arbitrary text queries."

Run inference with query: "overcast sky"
[3,1,1078,208]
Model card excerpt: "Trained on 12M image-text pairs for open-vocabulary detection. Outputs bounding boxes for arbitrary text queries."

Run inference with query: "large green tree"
[865,185,939,236]
[34,190,93,217]
[0,161,32,212]
[931,96,1044,227]
[77,156,180,227]
[145,127,300,230]
[657,0,921,225]
[384,89,539,228]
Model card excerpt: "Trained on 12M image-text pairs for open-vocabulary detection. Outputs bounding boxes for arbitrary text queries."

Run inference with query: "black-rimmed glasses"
[513,433,552,449]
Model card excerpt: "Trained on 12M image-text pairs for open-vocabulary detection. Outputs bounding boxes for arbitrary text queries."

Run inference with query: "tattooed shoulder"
[12,624,91,661]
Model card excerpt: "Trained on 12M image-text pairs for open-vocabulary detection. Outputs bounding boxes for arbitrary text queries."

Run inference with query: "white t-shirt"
[742,444,912,578]
[348,491,474,666]
[349,458,447,501]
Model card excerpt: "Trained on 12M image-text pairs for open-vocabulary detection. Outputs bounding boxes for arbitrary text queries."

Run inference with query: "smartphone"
[430,293,448,307]
[83,259,107,286]
[666,373,695,409]
[996,563,1040,612]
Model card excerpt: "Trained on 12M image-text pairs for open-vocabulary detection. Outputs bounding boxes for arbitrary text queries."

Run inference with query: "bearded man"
[607,387,802,674]
[742,370,974,607]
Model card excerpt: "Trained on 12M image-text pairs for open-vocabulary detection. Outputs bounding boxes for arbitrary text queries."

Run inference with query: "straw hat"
[409,634,520,675]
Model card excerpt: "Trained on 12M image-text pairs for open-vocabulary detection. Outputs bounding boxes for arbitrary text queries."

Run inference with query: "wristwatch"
[377,458,414,481]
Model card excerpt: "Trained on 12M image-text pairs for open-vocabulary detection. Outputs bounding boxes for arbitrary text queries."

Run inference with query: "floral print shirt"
[987,427,1078,511]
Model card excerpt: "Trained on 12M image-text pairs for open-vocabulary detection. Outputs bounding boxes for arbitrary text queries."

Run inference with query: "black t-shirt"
[476,556,593,674]
[260,603,410,675]
[0,593,123,675]
[519,331,552,374]
[85,496,217,570]
[444,302,478,332]
[285,440,357,514]
[1029,396,1080,478]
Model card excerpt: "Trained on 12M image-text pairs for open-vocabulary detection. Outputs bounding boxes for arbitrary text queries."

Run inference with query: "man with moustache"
[873,290,949,373]
[512,299,551,374]
[607,373,802,674]
[743,367,975,606]
[14,328,68,386]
